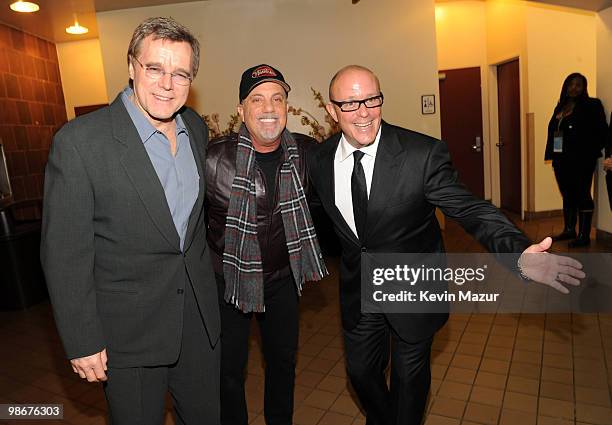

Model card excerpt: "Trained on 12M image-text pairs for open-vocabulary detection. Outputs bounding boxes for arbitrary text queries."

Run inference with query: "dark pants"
[103,282,220,425]
[343,313,433,425]
[554,159,597,211]
[218,275,299,425]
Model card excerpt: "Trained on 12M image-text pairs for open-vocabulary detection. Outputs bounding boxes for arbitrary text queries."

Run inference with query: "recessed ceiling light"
[9,1,40,13]
[66,22,89,35]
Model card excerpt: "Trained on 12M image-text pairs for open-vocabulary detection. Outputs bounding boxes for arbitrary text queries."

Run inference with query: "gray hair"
[127,17,200,77]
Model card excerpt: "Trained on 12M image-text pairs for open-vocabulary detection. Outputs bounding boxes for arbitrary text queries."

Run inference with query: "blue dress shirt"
[121,86,199,251]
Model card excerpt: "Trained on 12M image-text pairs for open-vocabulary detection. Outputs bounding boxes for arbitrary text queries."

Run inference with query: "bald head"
[325,64,383,149]
[328,65,380,101]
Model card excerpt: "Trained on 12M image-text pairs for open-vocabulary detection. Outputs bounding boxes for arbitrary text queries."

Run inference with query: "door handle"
[496,138,505,148]
[472,136,482,153]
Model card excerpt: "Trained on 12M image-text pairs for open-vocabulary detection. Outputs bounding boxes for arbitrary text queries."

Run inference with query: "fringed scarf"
[223,124,328,312]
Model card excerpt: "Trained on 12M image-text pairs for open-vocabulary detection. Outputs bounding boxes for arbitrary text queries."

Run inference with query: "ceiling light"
[9,1,40,13]
[66,22,88,35]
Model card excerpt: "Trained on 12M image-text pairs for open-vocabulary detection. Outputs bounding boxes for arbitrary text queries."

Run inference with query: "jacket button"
[177,288,184,294]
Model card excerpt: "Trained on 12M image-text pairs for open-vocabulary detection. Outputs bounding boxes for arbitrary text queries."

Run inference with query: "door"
[439,67,484,198]
[496,60,522,213]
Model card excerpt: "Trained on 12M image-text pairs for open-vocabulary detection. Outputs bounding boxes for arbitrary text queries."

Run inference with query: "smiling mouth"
[258,117,278,123]
[354,121,373,128]
[153,94,173,101]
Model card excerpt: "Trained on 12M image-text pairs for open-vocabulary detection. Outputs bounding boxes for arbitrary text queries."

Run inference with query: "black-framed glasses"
[330,92,384,112]
[131,56,192,86]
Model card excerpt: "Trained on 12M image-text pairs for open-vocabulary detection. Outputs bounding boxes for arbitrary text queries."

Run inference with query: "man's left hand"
[519,237,585,294]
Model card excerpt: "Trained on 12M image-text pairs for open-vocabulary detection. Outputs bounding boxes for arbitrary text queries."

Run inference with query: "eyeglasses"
[330,92,384,112]
[131,56,192,86]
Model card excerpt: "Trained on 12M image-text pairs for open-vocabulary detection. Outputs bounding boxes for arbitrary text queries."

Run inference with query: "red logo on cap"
[252,66,277,79]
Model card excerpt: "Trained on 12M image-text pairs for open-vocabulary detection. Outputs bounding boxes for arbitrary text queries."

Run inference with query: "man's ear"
[128,60,135,81]
[237,103,244,121]
[325,103,338,123]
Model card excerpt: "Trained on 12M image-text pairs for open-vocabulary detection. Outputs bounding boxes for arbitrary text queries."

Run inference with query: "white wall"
[435,1,487,71]
[596,6,612,233]
[486,0,528,65]
[56,38,109,120]
[96,0,441,138]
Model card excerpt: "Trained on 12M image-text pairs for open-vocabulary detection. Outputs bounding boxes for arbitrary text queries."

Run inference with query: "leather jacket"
[205,132,316,283]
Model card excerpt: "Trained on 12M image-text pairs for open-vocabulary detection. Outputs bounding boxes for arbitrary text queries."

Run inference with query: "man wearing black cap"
[205,64,328,425]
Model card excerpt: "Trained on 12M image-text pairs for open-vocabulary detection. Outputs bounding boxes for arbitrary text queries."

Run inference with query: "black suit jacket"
[41,95,220,367]
[308,121,531,342]
[544,97,608,162]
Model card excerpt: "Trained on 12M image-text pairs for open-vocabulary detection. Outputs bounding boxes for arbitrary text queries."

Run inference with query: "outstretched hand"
[519,237,585,294]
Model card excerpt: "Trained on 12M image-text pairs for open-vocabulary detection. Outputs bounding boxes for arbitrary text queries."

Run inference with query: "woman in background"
[545,73,608,247]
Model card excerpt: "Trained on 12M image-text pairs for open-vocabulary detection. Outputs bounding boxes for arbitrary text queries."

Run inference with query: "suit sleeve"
[40,128,105,360]
[304,143,341,255]
[303,140,321,210]
[423,140,531,254]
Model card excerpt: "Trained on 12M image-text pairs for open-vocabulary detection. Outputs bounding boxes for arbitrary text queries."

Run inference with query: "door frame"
[439,66,494,202]
[438,66,486,199]
[487,56,530,220]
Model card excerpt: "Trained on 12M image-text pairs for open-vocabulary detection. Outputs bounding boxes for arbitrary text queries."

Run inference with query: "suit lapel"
[112,96,181,250]
[182,110,206,252]
[317,136,360,246]
[365,122,404,240]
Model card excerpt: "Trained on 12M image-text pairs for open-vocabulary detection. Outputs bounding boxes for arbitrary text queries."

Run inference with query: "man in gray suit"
[41,17,220,425]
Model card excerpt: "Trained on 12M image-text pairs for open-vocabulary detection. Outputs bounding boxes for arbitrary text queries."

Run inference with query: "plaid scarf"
[223,124,328,313]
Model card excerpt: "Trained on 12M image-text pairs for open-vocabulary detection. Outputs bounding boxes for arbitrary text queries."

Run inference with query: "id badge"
[553,131,563,153]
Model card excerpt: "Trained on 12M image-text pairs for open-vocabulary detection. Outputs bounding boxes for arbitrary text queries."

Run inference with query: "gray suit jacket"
[41,95,220,368]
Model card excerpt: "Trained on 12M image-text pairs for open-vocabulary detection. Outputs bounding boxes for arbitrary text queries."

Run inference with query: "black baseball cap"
[239,64,291,102]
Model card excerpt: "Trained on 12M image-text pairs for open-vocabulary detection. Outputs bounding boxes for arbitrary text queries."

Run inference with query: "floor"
[0,213,611,425]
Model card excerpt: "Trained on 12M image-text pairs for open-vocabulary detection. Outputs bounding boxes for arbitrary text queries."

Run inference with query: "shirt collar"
[121,86,187,145]
[337,124,382,163]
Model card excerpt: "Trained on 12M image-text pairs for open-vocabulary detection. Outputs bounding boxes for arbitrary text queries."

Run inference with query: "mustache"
[257,114,279,120]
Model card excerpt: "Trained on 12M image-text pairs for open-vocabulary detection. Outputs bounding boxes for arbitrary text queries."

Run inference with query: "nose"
[158,72,173,90]
[264,97,276,110]
[262,98,275,112]
[357,102,369,117]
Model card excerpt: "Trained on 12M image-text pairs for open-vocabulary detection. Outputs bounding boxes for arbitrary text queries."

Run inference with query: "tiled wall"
[0,23,66,201]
